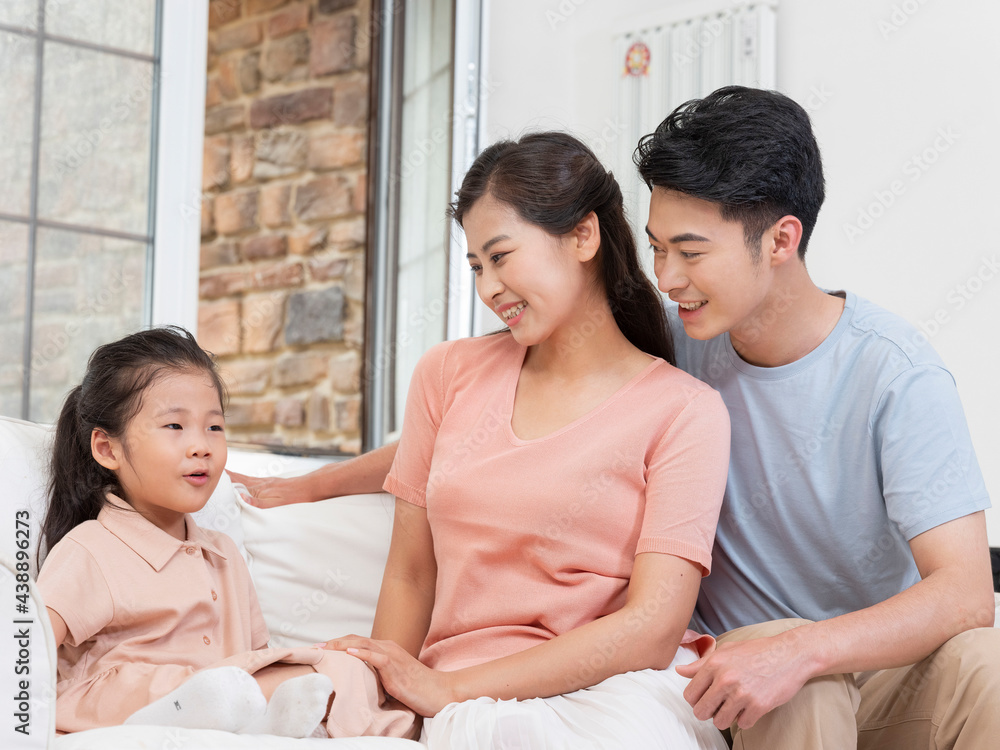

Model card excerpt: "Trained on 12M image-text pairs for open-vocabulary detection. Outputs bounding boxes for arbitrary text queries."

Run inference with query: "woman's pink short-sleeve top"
[384,333,731,672]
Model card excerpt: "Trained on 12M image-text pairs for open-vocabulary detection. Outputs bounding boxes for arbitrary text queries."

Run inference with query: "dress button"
[203,636,211,645]
[186,547,196,555]
[211,590,218,601]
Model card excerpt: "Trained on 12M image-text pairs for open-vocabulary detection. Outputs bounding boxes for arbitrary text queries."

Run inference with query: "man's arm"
[228,442,400,507]
[680,510,995,730]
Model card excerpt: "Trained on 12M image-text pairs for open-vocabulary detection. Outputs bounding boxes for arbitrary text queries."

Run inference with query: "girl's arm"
[333,550,702,716]
[47,607,68,649]
[228,442,400,508]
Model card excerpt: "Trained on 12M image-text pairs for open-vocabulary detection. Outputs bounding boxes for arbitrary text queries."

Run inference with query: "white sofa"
[0,414,423,750]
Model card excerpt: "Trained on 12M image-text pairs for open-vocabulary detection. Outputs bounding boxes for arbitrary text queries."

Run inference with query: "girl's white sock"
[240,673,334,738]
[124,666,266,732]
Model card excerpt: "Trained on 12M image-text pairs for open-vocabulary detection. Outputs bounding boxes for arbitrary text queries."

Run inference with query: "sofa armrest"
[1,555,57,748]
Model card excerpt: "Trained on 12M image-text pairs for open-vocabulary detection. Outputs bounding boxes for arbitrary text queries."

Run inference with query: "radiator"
[612,2,778,266]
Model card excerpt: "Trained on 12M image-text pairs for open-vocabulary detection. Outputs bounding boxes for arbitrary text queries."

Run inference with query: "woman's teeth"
[501,302,527,320]
[678,301,707,311]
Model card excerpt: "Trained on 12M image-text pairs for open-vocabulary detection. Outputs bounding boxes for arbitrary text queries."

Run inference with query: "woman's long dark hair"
[449,131,673,363]
[39,326,227,565]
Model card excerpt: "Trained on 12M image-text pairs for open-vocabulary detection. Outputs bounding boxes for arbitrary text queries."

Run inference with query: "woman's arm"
[370,499,437,655]
[333,551,702,716]
[228,442,400,508]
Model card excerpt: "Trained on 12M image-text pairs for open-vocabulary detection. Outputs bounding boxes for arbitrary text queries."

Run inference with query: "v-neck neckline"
[502,342,664,445]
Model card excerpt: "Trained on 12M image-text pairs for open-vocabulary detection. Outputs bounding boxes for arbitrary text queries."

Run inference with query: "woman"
[241,133,730,748]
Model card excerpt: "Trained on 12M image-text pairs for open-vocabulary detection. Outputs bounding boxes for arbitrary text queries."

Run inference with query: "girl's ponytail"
[40,385,119,563]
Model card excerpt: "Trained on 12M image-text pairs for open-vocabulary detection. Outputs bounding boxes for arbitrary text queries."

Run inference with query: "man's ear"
[570,211,602,263]
[91,428,121,472]
[765,215,804,266]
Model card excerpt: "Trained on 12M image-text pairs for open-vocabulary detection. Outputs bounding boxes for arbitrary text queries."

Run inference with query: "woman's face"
[463,194,600,347]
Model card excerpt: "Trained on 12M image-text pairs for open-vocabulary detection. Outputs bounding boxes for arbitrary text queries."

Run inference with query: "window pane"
[28,228,147,422]
[0,30,36,215]
[37,41,153,235]
[0,221,29,417]
[45,0,156,56]
[0,1,38,28]
[392,0,454,433]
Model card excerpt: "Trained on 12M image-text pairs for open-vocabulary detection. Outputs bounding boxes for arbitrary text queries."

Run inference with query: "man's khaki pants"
[717,619,1000,749]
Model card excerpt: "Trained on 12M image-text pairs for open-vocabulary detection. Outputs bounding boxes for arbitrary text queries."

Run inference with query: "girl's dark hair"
[633,85,825,260]
[449,131,673,363]
[39,326,227,563]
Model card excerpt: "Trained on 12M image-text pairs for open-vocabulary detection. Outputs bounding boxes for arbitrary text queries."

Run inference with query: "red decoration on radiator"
[624,41,651,77]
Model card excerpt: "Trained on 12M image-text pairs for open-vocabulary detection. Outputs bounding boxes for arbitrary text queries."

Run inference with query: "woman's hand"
[226,471,312,508]
[327,636,459,717]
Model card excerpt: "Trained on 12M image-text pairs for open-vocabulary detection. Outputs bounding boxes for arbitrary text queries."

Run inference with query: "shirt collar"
[98,493,229,571]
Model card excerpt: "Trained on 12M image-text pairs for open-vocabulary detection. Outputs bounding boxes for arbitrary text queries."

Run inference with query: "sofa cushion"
[53,726,421,749]
[240,493,395,648]
[2,415,56,579]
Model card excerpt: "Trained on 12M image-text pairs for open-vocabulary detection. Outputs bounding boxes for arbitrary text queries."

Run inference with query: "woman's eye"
[490,253,504,263]
[469,264,481,274]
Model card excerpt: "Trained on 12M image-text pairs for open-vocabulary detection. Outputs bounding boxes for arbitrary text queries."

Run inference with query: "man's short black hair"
[633,85,825,260]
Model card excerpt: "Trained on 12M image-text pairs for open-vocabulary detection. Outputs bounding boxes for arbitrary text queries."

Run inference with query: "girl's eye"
[209,425,225,432]
[165,423,182,430]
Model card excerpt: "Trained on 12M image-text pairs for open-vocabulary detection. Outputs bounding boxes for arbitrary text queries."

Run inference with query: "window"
[0,0,207,422]
[365,0,485,449]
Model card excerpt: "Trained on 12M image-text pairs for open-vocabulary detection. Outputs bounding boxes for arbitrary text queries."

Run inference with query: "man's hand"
[676,629,816,730]
[227,470,312,508]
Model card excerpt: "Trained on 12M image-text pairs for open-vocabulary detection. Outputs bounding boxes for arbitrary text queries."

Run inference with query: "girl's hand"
[227,471,310,508]
[328,636,459,717]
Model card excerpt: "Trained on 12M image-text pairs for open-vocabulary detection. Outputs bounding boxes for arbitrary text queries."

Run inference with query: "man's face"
[646,187,774,343]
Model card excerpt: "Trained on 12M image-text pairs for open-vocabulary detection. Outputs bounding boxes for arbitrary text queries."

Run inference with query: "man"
[233,86,998,748]
[636,86,997,749]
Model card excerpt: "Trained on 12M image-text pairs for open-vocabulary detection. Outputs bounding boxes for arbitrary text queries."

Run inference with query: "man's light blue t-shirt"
[671,291,991,636]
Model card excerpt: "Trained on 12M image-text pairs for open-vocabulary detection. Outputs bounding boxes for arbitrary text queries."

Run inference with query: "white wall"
[484,0,1000,543]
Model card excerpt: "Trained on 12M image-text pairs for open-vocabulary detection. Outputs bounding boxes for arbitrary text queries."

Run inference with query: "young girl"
[36,326,415,739]
[264,132,732,748]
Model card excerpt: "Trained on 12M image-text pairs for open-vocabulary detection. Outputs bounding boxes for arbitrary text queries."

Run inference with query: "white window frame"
[151,0,208,333]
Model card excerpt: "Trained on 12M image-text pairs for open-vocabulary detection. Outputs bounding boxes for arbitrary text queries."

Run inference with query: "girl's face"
[464,194,600,347]
[92,369,227,539]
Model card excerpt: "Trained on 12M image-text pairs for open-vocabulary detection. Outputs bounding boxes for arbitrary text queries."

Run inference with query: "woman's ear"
[91,428,121,471]
[571,211,602,263]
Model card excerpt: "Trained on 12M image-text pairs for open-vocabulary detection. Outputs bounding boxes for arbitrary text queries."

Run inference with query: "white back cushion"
[240,493,394,648]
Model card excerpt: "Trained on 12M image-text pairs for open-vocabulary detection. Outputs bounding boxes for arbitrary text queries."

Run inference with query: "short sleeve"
[875,364,991,540]
[384,341,453,507]
[638,388,731,575]
[36,537,114,646]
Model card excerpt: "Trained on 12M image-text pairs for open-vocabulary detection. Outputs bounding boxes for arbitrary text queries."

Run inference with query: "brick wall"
[199,0,371,454]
